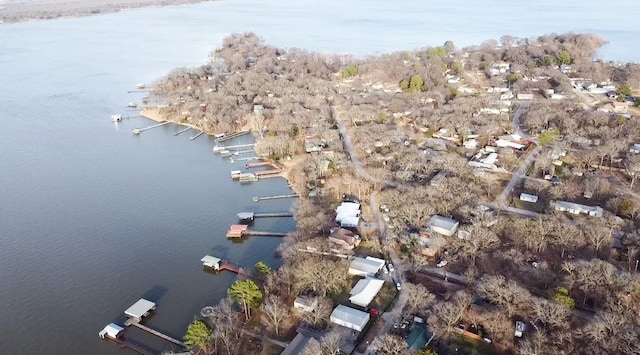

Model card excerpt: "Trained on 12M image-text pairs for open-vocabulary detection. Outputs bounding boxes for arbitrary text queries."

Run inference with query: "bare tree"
[300,297,332,330]
[292,257,350,297]
[371,334,415,355]
[403,283,436,315]
[261,295,291,335]
[476,275,531,318]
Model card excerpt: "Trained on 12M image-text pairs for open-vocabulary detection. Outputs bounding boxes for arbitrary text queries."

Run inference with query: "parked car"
[395,281,402,291]
[436,260,448,268]
[368,308,381,316]
[387,263,395,273]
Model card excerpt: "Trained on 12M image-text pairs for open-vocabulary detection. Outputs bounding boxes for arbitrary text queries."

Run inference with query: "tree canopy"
[183,320,212,352]
[228,279,263,320]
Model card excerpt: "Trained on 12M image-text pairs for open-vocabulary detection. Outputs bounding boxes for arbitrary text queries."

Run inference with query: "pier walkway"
[252,194,298,202]
[132,121,170,134]
[189,131,204,140]
[174,127,191,136]
[109,336,154,355]
[215,131,250,142]
[125,317,186,348]
[237,212,293,220]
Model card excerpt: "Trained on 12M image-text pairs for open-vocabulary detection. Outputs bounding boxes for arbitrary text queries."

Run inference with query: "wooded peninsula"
[147,33,640,355]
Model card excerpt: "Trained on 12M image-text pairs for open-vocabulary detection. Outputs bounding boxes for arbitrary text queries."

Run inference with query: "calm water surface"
[1,0,638,354]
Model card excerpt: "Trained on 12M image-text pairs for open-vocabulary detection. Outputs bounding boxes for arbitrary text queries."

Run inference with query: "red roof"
[229,225,248,231]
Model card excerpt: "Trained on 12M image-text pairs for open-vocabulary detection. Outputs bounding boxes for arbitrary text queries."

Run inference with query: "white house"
[330,305,370,332]
[348,257,386,277]
[349,277,385,307]
[428,215,459,237]
[293,296,318,313]
[553,200,603,217]
[519,193,539,203]
[517,93,534,100]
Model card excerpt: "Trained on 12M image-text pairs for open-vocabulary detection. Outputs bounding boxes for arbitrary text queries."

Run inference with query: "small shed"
[293,295,318,313]
[99,323,124,339]
[201,255,222,269]
[124,298,156,320]
[428,215,459,237]
[519,193,539,203]
[330,305,370,332]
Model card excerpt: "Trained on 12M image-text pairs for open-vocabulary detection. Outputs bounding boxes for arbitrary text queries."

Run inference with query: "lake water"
[1,1,638,354]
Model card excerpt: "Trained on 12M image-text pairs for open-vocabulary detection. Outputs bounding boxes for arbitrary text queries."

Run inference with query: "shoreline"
[140,107,305,196]
[0,0,212,24]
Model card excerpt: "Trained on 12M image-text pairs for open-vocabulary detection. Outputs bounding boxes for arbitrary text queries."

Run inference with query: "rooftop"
[349,277,385,307]
[124,298,156,319]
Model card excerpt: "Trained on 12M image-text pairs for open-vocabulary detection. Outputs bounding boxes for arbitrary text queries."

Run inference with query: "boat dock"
[226,224,287,238]
[126,318,186,348]
[245,162,271,169]
[132,121,170,135]
[121,298,186,348]
[213,143,255,153]
[237,211,293,221]
[189,131,204,140]
[215,131,250,142]
[254,169,282,177]
[252,194,298,202]
[201,255,251,276]
[174,127,191,136]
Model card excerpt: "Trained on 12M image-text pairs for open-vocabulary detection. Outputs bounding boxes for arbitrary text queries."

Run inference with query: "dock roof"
[124,298,156,319]
[201,255,221,267]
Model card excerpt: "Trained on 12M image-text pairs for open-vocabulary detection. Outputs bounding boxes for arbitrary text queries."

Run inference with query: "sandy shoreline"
[0,0,212,24]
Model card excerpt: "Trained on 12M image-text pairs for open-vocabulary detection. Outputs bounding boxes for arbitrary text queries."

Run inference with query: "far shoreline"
[0,0,214,24]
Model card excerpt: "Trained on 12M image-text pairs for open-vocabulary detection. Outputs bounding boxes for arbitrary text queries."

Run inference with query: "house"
[294,295,318,313]
[418,232,447,258]
[330,305,370,332]
[281,332,320,355]
[517,93,534,100]
[613,102,628,114]
[349,277,385,307]
[630,143,640,154]
[519,193,539,203]
[598,103,615,113]
[348,256,386,277]
[328,228,360,250]
[335,202,361,228]
[553,200,604,217]
[428,215,459,237]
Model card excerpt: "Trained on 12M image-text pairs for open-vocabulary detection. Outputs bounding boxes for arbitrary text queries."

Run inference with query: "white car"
[436,260,448,268]
[395,282,402,291]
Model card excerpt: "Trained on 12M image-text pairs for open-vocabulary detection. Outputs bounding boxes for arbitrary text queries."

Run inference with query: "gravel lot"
[0,0,211,23]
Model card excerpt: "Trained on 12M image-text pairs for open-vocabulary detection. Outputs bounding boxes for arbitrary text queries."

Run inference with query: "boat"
[127,102,137,108]
[111,114,122,122]
[132,128,141,135]
[136,83,146,89]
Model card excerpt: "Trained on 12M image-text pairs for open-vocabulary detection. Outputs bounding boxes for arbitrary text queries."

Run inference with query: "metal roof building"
[349,277,385,307]
[330,305,370,332]
[348,257,385,277]
[124,298,156,320]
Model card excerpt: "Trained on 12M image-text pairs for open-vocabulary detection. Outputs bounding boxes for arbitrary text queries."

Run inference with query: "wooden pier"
[253,194,298,202]
[189,131,205,140]
[213,143,255,153]
[254,169,282,177]
[226,224,287,238]
[132,121,170,135]
[245,162,271,169]
[174,127,191,136]
[126,318,186,348]
[215,131,250,142]
[237,211,293,221]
